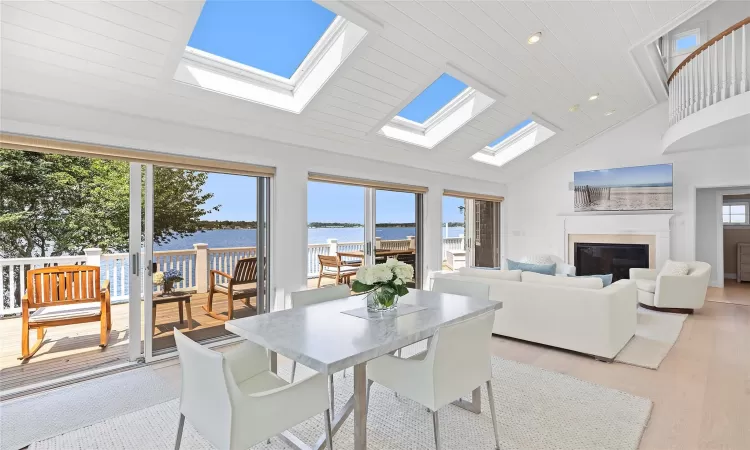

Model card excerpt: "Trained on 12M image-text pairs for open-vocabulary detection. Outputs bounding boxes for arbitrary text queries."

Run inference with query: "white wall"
[695,188,720,284]
[505,102,750,271]
[1,94,506,310]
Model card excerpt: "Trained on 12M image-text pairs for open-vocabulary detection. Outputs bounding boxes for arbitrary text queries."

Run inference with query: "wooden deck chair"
[317,255,359,287]
[21,265,111,360]
[203,257,258,321]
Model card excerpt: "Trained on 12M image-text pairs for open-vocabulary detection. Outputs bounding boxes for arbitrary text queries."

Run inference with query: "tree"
[0,149,220,258]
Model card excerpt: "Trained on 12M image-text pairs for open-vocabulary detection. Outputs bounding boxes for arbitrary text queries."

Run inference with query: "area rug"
[615,307,688,369]
[30,357,652,450]
[1,366,179,450]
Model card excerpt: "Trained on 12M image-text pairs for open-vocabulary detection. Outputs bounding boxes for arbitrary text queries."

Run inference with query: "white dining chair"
[396,277,490,359]
[173,329,333,450]
[431,277,490,300]
[367,312,500,450]
[290,284,351,414]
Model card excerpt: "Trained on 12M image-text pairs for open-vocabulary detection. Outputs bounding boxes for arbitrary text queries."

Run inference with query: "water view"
[156,226,465,251]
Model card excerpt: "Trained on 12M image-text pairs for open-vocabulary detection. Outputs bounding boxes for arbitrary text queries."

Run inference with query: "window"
[396,74,468,124]
[188,0,337,79]
[673,29,700,55]
[379,71,497,149]
[471,118,557,167]
[175,0,368,113]
[724,202,749,225]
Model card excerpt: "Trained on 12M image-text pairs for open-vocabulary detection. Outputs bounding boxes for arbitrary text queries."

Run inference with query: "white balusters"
[713,41,719,104]
[731,29,737,97]
[722,36,728,101]
[668,19,749,126]
[742,24,747,93]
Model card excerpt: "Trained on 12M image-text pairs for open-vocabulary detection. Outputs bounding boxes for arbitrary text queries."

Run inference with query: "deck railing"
[668,17,749,126]
[1,237,465,317]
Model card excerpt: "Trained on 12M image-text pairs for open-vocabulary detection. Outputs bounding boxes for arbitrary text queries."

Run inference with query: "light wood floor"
[707,280,750,306]
[151,285,750,450]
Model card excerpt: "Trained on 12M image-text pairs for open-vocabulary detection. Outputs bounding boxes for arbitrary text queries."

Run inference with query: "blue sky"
[397,74,468,123]
[574,164,673,187]
[489,119,533,147]
[188,0,336,78]
[201,177,465,223]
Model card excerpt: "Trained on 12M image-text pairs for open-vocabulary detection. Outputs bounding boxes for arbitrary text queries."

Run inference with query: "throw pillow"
[506,259,556,276]
[660,260,689,276]
[568,273,613,287]
[521,254,556,266]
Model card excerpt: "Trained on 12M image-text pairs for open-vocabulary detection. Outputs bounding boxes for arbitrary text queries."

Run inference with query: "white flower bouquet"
[352,258,414,311]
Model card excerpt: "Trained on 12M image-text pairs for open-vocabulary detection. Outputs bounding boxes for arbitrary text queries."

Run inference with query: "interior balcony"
[662,18,750,154]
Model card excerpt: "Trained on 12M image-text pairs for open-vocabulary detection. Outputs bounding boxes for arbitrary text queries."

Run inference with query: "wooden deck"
[0,291,256,392]
[0,275,402,393]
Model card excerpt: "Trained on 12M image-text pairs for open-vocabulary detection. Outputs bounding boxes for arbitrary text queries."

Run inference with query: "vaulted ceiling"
[0,1,710,182]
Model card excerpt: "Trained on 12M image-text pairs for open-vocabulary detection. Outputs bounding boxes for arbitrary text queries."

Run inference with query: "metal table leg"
[451,387,482,414]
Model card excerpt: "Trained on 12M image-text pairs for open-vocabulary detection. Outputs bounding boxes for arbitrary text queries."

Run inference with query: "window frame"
[723,201,750,226]
[672,28,701,56]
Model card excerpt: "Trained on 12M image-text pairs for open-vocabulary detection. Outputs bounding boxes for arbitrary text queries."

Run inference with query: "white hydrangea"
[356,259,414,286]
[152,271,165,285]
[356,264,393,285]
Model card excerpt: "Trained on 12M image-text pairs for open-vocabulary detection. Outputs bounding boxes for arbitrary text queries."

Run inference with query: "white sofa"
[630,261,711,313]
[433,267,637,360]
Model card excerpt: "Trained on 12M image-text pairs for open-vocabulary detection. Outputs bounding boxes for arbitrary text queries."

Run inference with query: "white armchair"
[367,312,500,450]
[630,261,711,313]
[173,329,333,450]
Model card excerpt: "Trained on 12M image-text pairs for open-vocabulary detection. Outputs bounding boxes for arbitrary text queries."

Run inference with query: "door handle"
[132,254,138,275]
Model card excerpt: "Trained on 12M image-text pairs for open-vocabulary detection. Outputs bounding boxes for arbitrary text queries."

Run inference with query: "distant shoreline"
[196,221,465,230]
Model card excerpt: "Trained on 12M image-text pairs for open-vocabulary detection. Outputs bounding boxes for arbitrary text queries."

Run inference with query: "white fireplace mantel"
[559,213,674,270]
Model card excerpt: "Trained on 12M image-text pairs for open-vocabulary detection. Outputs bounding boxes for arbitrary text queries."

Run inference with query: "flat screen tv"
[574,163,673,212]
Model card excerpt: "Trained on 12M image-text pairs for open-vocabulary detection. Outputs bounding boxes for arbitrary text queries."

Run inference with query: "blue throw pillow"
[568,274,613,287]
[506,259,556,276]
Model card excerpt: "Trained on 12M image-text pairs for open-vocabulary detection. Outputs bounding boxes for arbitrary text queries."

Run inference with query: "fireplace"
[574,243,649,282]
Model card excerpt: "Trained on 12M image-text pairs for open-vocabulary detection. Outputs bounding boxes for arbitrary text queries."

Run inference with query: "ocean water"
[156,227,465,250]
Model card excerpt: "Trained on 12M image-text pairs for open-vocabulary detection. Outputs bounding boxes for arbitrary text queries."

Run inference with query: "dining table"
[225,289,502,450]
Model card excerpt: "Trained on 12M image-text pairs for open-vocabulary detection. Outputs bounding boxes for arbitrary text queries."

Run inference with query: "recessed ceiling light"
[527,32,542,44]
[604,110,615,116]
[569,104,580,112]
[588,93,599,101]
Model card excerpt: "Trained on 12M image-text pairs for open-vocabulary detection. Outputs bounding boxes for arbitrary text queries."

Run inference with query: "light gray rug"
[615,307,688,369]
[30,357,652,450]
[1,366,179,450]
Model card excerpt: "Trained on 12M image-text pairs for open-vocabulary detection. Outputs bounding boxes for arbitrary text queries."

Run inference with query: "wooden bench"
[21,265,111,360]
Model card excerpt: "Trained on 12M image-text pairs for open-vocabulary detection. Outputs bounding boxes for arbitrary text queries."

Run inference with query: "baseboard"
[709,279,723,288]
[724,273,737,280]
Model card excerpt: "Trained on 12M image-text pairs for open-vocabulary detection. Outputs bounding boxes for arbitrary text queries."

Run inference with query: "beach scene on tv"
[574,163,673,212]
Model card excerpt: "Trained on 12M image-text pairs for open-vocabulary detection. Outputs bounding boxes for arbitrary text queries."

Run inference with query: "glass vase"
[366,286,399,312]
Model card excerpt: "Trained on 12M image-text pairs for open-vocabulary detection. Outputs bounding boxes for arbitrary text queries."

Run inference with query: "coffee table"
[153,292,193,334]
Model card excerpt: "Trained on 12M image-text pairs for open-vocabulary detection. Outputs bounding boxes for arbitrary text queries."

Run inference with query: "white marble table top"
[225,289,502,375]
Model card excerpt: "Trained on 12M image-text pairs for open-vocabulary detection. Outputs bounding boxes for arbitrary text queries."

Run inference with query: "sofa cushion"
[522,271,603,289]
[457,267,522,282]
[660,260,689,277]
[506,259,556,276]
[635,279,657,293]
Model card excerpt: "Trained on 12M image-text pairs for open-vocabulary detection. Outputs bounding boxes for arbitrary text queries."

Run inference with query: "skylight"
[397,74,469,123]
[188,0,337,79]
[472,119,556,167]
[487,119,533,147]
[175,0,369,113]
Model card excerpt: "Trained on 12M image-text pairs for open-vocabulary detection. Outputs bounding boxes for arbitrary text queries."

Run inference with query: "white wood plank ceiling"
[0,0,706,182]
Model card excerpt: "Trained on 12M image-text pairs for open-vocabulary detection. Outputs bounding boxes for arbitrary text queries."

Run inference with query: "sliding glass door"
[375,190,422,288]
[307,178,424,290]
[443,193,502,269]
[134,164,271,361]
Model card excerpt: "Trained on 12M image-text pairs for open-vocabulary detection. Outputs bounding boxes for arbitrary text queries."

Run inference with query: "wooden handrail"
[668,17,750,85]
